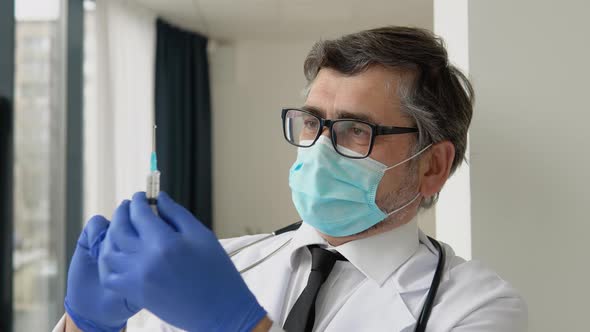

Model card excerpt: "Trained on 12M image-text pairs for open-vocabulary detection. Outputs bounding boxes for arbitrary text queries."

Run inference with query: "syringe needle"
[152,125,157,152]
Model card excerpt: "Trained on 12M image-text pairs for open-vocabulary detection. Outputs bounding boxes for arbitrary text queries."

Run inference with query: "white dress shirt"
[53,217,527,331]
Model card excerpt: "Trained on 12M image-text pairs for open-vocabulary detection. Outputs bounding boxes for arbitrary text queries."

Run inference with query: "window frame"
[0,0,85,330]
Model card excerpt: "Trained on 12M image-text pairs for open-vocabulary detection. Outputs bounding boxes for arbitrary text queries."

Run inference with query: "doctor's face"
[304,66,421,224]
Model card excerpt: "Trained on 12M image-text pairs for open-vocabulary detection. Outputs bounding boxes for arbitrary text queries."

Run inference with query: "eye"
[350,126,369,137]
[303,118,318,130]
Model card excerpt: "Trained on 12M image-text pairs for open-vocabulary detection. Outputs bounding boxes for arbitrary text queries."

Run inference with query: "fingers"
[108,200,140,252]
[78,215,110,251]
[157,192,207,235]
[129,191,170,238]
[98,236,138,304]
[99,239,131,275]
[100,270,130,300]
[99,259,141,307]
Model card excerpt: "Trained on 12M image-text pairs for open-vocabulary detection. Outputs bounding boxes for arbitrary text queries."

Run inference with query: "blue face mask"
[289,136,431,237]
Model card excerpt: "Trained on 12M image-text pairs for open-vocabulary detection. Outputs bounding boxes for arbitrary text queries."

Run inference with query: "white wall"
[210,40,313,238]
[468,1,590,331]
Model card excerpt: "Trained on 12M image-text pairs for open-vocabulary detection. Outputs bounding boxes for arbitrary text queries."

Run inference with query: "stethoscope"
[228,221,446,332]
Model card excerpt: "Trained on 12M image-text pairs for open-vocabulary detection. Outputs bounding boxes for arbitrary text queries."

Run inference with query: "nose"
[319,126,331,138]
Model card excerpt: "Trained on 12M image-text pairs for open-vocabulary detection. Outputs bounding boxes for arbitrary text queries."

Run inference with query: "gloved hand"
[99,192,267,332]
[64,209,140,332]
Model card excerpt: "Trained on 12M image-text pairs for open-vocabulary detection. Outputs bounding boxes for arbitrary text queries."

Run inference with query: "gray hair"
[302,26,474,208]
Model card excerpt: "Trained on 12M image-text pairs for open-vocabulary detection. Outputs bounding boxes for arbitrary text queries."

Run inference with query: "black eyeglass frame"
[281,108,419,159]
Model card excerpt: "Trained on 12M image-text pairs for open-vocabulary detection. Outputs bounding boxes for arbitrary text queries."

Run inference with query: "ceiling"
[130,0,433,41]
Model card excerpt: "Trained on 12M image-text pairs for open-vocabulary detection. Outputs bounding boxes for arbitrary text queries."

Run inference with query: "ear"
[419,141,455,198]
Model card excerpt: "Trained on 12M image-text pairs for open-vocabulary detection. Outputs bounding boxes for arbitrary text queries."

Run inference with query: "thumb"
[79,215,110,259]
[157,192,206,234]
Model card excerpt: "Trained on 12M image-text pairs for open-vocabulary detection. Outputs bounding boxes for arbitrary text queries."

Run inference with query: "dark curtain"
[0,97,14,332]
[155,19,212,229]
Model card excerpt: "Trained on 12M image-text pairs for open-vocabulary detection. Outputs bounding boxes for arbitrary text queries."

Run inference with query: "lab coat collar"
[288,217,420,287]
[288,222,329,269]
[390,229,451,294]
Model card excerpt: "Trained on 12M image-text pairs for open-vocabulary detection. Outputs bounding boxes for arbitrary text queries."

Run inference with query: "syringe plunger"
[147,171,160,204]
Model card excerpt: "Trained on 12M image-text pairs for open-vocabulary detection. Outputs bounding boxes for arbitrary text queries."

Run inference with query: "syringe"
[146,125,160,215]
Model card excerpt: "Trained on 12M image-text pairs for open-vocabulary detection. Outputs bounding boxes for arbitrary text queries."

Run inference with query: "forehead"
[305,66,406,125]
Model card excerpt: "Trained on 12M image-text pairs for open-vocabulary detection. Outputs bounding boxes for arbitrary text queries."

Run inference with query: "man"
[54,26,527,332]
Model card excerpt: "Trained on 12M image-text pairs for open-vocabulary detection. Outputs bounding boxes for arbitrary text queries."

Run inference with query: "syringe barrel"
[146,170,161,202]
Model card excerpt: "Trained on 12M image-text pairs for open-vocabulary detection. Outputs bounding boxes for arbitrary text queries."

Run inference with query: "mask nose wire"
[384,144,433,172]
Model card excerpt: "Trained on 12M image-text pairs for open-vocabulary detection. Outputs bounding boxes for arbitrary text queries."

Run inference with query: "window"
[12,0,65,330]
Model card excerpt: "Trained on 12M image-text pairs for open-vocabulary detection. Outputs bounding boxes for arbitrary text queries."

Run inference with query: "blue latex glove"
[64,211,140,332]
[99,192,267,332]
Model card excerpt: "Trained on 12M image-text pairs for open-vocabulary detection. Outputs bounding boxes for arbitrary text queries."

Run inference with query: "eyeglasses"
[281,108,419,159]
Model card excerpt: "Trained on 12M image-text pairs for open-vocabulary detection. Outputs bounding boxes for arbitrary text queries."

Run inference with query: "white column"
[433,0,472,260]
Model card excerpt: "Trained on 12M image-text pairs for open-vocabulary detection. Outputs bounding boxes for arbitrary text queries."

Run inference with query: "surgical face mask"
[289,135,431,237]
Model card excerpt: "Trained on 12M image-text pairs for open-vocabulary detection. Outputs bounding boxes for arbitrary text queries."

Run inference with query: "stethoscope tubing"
[237,238,293,274]
[229,221,303,258]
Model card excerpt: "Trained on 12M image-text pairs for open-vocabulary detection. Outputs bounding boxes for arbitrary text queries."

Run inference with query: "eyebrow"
[300,105,378,124]
[300,105,325,118]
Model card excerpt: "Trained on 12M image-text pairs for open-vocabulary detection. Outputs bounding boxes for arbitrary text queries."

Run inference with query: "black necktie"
[283,245,347,332]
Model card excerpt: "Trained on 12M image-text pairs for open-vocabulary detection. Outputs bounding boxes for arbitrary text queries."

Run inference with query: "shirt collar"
[288,217,420,287]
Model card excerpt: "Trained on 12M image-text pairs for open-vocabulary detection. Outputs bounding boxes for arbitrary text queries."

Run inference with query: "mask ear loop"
[381,144,432,216]
[384,144,433,171]
[385,192,421,216]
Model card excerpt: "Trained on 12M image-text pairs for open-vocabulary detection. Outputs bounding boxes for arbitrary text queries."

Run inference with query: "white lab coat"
[53,220,527,332]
